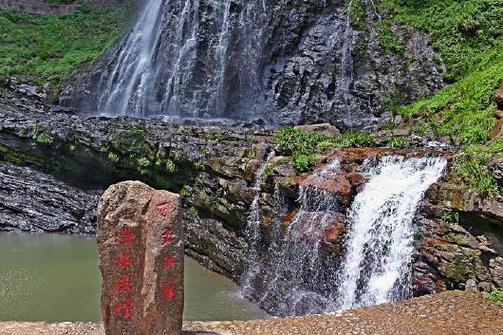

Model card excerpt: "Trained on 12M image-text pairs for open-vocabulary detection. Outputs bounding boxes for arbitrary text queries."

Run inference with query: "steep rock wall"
[61,0,444,128]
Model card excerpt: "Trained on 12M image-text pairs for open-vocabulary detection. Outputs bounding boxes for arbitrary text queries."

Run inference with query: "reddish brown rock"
[97,181,183,335]
[323,214,346,243]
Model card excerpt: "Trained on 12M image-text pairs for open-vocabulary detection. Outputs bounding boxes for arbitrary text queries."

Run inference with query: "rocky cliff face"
[0,162,99,234]
[61,0,444,129]
[0,97,501,310]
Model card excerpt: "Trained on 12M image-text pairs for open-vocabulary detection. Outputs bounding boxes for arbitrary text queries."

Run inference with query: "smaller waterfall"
[241,151,275,295]
[336,156,447,309]
[248,160,342,316]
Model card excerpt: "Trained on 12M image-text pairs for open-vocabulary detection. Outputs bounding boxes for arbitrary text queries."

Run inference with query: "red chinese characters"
[162,255,175,270]
[160,278,176,301]
[162,228,176,245]
[115,253,132,269]
[156,202,173,218]
[112,227,135,319]
[116,227,134,246]
[114,276,133,294]
[112,299,133,319]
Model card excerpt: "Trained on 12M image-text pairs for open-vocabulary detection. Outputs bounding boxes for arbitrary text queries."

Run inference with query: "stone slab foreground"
[186,291,503,335]
[1,291,501,335]
[97,181,183,335]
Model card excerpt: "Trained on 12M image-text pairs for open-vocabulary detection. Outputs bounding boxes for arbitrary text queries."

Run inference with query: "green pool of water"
[0,233,268,322]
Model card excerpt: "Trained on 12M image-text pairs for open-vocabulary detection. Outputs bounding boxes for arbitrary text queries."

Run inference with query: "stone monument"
[97,181,183,335]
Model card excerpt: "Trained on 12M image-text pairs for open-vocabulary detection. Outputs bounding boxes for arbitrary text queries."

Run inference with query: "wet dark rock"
[184,209,248,280]
[62,1,444,129]
[0,162,99,234]
[494,84,503,110]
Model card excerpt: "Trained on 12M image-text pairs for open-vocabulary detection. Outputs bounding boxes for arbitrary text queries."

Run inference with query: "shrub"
[35,132,54,145]
[293,154,311,172]
[453,139,503,196]
[165,159,176,173]
[275,127,374,172]
[487,289,503,307]
[334,131,374,148]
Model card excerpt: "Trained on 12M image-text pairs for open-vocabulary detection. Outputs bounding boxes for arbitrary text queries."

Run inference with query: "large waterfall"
[96,0,270,120]
[242,155,446,316]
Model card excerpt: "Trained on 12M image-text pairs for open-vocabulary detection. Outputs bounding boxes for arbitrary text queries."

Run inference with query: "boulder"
[490,109,503,138]
[294,123,341,137]
[490,156,503,186]
[494,85,503,110]
[97,181,183,335]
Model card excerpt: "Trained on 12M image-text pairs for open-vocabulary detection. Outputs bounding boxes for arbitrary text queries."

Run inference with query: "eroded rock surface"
[0,162,99,234]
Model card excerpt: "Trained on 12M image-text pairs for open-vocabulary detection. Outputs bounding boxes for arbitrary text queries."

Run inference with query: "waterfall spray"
[96,0,269,120]
[241,151,275,296]
[336,156,447,309]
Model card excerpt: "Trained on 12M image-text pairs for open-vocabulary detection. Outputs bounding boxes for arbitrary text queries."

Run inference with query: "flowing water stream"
[243,160,342,316]
[336,156,447,309]
[242,155,447,316]
[96,0,269,120]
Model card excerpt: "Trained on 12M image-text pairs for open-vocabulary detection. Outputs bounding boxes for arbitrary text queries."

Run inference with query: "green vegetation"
[487,289,503,307]
[347,0,367,31]
[0,145,26,165]
[399,56,502,145]
[96,124,203,191]
[275,127,376,172]
[348,0,503,148]
[376,0,503,195]
[0,4,133,85]
[383,136,410,149]
[377,20,405,54]
[453,138,503,196]
[378,0,503,82]
[379,0,503,144]
[35,132,54,145]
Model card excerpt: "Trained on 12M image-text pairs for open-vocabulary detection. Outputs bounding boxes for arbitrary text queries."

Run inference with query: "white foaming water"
[336,156,447,309]
[98,0,164,116]
[247,160,342,316]
[96,0,269,120]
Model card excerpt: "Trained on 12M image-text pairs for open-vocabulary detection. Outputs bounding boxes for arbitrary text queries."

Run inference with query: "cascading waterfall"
[336,156,447,309]
[98,0,164,117]
[244,160,342,316]
[241,155,446,316]
[96,0,270,120]
[241,151,275,295]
